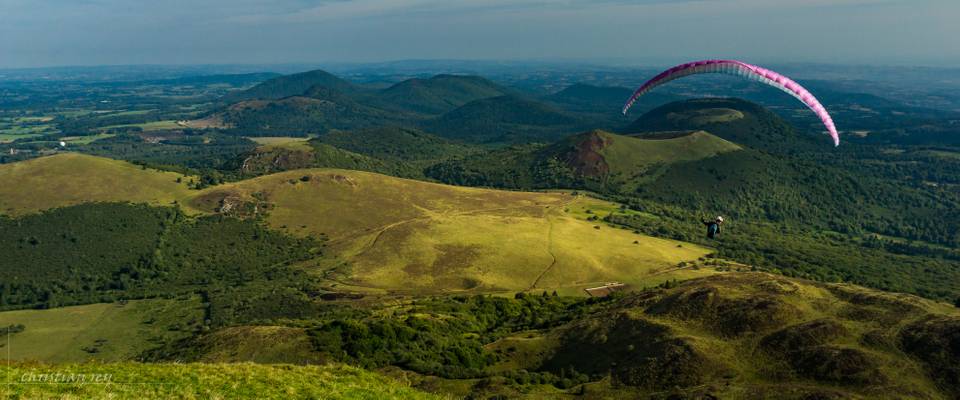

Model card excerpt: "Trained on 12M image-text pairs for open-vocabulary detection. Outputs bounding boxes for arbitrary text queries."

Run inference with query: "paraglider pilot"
[703,216,723,239]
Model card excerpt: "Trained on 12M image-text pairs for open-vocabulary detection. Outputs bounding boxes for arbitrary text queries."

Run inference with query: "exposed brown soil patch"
[240,148,316,175]
[560,130,611,178]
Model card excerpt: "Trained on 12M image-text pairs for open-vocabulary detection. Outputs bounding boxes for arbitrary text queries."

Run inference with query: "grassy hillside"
[599,131,740,169]
[202,272,957,399]
[175,325,327,365]
[189,168,714,294]
[3,271,956,399]
[472,272,960,399]
[425,129,741,191]
[0,148,954,398]
[0,153,193,215]
[0,153,708,296]
[0,298,202,363]
[548,129,740,188]
[0,362,442,400]
[427,99,960,300]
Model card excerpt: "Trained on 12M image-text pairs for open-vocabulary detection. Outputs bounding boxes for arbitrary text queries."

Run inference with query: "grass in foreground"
[0,298,203,363]
[0,362,444,400]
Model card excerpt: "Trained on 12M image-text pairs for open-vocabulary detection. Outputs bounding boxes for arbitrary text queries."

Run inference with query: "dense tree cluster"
[309,293,601,383]
[78,133,257,176]
[602,199,960,300]
[0,203,320,310]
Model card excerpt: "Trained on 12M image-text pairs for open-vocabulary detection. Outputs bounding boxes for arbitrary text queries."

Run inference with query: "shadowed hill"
[314,126,477,162]
[229,127,475,178]
[624,97,823,151]
[376,74,509,115]
[425,129,740,191]
[212,71,590,142]
[225,69,359,102]
[221,94,402,136]
[548,129,740,180]
[483,272,960,399]
[233,140,418,178]
[423,95,583,143]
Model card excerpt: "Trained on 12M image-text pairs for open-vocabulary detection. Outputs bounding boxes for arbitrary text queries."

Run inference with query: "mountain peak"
[377,74,507,115]
[226,69,357,102]
[549,129,741,180]
[624,98,814,151]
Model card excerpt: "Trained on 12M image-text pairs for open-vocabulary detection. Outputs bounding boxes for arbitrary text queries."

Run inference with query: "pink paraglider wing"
[622,60,839,146]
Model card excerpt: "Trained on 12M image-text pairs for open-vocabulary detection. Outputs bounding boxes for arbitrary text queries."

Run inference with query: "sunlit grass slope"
[599,130,741,174]
[0,153,713,295]
[186,326,326,365]
[247,136,313,151]
[189,169,714,294]
[0,298,203,363]
[0,153,194,215]
[0,362,444,400]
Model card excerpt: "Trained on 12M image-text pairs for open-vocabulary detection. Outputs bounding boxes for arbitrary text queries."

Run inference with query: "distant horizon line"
[3,58,960,72]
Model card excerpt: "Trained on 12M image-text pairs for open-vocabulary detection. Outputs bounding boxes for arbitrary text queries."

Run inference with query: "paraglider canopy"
[622,60,839,146]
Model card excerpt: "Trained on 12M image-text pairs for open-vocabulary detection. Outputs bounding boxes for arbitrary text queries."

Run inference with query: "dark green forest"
[308,293,600,386]
[0,203,322,311]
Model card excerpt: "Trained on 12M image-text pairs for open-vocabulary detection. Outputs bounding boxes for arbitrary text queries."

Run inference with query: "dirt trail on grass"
[527,214,558,291]
[328,198,573,257]
[319,195,579,291]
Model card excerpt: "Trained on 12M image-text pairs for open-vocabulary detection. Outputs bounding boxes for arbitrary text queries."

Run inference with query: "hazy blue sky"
[1,0,957,68]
